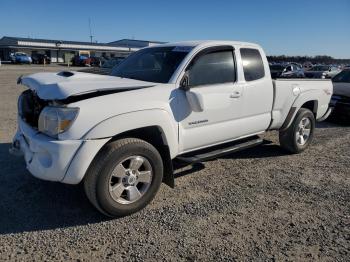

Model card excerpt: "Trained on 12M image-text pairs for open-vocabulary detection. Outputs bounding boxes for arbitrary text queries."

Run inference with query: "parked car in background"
[72,55,90,66]
[72,55,102,67]
[269,63,304,78]
[330,69,350,122]
[85,56,102,67]
[10,52,32,64]
[290,62,303,69]
[305,65,341,79]
[32,54,51,64]
[79,57,125,75]
[303,62,314,70]
[325,65,342,78]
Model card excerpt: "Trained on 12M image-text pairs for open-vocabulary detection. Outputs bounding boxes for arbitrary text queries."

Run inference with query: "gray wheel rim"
[109,156,153,204]
[296,117,311,146]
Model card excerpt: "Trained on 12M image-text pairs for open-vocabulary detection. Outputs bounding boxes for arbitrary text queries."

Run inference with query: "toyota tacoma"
[10,41,333,217]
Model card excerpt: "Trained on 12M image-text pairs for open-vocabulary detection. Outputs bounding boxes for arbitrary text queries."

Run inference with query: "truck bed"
[269,78,333,130]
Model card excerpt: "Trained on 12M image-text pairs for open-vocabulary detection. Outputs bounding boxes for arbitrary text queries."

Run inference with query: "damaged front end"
[18,89,48,129]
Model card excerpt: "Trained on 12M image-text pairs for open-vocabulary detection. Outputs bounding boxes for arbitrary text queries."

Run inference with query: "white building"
[0,36,165,62]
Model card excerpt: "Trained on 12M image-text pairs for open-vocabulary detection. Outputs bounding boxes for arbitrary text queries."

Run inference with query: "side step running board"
[176,136,263,164]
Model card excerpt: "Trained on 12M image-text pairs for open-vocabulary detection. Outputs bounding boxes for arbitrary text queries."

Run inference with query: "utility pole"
[89,18,94,43]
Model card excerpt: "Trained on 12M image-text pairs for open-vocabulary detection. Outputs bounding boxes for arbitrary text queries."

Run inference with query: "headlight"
[38,106,79,138]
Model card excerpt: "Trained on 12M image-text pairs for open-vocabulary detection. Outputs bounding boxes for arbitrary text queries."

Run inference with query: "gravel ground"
[0,65,349,261]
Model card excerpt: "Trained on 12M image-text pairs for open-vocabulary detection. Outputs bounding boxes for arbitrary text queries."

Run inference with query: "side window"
[188,50,235,87]
[240,48,265,81]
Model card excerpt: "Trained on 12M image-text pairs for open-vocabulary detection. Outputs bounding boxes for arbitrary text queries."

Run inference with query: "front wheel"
[279,108,315,153]
[84,138,164,217]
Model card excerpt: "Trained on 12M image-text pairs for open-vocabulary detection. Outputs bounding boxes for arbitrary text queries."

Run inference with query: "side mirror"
[179,71,204,112]
[180,72,190,91]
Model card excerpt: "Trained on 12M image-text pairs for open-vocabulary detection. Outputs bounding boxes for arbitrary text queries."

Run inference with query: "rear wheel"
[279,108,315,153]
[84,138,163,217]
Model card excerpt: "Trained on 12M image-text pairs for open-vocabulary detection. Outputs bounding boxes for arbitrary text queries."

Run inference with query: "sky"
[0,0,349,58]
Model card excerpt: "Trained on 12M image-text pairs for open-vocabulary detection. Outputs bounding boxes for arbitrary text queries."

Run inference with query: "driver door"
[177,46,246,153]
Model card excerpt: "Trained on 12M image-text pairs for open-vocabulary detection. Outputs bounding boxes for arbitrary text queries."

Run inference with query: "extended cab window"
[240,48,265,81]
[188,50,235,87]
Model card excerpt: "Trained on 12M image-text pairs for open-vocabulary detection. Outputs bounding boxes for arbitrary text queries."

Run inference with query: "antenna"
[88,18,94,43]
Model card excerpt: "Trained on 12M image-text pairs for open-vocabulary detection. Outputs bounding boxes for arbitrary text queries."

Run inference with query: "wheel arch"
[63,124,176,187]
[281,93,319,131]
[300,100,318,117]
[83,109,179,158]
[79,110,177,188]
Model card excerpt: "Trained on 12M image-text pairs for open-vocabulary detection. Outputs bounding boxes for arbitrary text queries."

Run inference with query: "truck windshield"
[111,46,190,83]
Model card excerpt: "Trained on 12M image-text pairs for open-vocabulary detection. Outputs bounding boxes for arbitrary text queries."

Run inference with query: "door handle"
[230,91,241,98]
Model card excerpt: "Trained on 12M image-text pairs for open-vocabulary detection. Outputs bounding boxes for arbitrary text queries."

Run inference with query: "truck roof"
[157,40,261,49]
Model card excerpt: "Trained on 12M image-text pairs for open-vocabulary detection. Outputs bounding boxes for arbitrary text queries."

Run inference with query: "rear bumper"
[10,117,110,184]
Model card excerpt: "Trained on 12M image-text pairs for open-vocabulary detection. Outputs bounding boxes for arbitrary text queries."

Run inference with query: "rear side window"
[240,48,265,81]
[188,50,236,87]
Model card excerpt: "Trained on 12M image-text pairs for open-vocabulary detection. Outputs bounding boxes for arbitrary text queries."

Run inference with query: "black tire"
[279,108,315,154]
[84,138,163,217]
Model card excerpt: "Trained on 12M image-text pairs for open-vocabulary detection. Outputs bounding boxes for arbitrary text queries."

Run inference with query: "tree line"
[267,55,350,65]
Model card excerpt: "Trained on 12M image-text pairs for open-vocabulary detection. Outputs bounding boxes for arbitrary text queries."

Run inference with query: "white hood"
[333,82,350,97]
[20,71,155,100]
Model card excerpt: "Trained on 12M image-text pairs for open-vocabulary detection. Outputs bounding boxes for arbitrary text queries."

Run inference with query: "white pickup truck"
[10,41,333,217]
